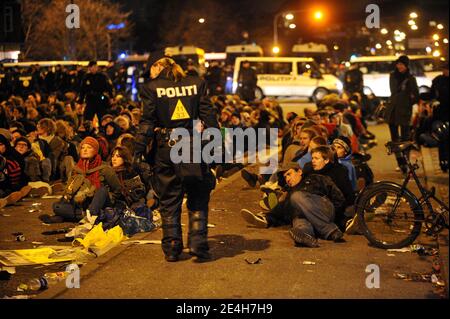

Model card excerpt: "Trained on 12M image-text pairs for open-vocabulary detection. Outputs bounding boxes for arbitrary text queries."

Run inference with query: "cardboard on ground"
[0,247,74,266]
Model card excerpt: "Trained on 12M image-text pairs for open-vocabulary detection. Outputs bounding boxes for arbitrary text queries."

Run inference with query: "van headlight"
[336,80,343,92]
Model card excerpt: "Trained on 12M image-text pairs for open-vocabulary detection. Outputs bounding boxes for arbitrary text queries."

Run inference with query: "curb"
[420,146,449,296]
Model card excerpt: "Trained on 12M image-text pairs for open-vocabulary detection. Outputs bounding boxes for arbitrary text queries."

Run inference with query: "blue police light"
[107,22,125,30]
[350,54,358,60]
[119,53,127,60]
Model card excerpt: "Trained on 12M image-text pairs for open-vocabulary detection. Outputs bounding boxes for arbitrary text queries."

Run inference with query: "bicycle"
[354,141,449,249]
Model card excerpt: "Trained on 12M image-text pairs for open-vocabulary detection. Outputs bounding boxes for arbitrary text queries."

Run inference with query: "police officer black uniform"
[237,60,257,102]
[135,51,218,262]
[78,61,114,122]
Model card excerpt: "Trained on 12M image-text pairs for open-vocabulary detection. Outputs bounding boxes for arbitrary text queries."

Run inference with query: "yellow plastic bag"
[73,223,125,256]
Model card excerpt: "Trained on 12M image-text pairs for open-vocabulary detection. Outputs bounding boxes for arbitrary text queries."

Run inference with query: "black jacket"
[303,161,355,210]
[135,72,218,156]
[267,173,345,227]
[79,72,114,102]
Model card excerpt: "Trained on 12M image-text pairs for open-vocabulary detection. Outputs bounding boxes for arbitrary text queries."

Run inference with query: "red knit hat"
[80,136,99,154]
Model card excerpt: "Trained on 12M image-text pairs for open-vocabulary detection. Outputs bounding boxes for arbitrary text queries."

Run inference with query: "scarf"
[76,154,103,189]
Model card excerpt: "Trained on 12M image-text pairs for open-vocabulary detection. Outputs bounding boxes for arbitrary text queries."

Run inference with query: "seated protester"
[119,110,138,135]
[55,120,77,182]
[10,128,28,145]
[14,137,41,182]
[114,115,135,136]
[110,146,150,210]
[303,146,355,231]
[297,135,328,169]
[241,162,345,247]
[41,137,121,223]
[13,106,36,133]
[75,120,109,161]
[104,121,123,153]
[332,136,358,192]
[0,136,31,209]
[37,118,68,180]
[27,130,52,183]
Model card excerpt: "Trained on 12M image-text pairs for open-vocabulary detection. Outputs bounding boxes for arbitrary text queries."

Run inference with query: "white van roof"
[165,46,205,56]
[225,44,263,55]
[350,55,437,63]
[3,60,110,67]
[292,43,328,53]
[235,56,314,63]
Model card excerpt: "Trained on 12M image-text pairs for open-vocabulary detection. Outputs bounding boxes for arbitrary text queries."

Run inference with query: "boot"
[161,214,183,261]
[188,210,211,260]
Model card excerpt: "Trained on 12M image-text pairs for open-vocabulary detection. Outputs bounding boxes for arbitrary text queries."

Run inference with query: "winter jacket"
[386,70,419,126]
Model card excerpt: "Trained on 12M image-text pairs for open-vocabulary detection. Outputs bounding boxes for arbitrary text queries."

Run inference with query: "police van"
[165,46,206,76]
[225,44,264,66]
[232,56,343,101]
[349,55,442,97]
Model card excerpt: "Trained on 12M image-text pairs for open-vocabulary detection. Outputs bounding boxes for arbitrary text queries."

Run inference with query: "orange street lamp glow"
[272,46,280,54]
[433,34,440,41]
[314,11,323,20]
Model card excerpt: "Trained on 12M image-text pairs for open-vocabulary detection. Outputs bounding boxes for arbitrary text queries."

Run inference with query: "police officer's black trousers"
[154,144,212,257]
[84,95,109,121]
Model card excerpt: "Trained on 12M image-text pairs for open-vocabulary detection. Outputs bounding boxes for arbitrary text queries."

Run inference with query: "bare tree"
[24,0,133,60]
[21,0,49,59]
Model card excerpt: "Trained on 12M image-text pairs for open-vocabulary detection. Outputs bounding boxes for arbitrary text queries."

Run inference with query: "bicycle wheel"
[356,182,425,249]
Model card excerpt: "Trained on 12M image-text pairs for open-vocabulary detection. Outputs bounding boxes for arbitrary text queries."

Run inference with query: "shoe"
[328,229,345,242]
[260,181,280,193]
[240,209,268,228]
[345,217,363,235]
[288,228,319,248]
[39,214,64,224]
[29,186,50,198]
[165,254,179,262]
[51,182,65,194]
[189,248,211,261]
[241,169,258,188]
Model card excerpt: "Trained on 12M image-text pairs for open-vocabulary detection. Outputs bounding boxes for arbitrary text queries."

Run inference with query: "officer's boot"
[188,210,211,261]
[161,215,183,262]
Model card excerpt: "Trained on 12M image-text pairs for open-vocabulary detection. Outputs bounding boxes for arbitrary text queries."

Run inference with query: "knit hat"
[14,137,32,150]
[80,136,99,154]
[396,55,409,67]
[333,136,352,156]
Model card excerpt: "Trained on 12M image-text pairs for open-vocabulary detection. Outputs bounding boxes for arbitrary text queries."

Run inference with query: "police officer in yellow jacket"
[135,51,218,262]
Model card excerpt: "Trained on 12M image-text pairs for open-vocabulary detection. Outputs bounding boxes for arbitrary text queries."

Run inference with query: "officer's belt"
[155,127,194,147]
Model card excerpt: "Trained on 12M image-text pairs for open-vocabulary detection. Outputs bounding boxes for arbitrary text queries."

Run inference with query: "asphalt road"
[0,106,446,299]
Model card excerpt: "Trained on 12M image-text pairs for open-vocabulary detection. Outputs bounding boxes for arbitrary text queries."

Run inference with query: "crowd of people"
[0,54,447,252]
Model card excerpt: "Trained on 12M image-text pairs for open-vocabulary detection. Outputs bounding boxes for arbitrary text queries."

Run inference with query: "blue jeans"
[88,186,112,216]
[289,191,339,239]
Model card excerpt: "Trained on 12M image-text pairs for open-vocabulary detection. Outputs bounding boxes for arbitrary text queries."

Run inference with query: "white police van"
[350,55,442,97]
[232,56,342,101]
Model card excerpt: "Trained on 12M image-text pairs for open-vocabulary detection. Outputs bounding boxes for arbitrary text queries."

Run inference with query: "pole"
[107,32,111,61]
[273,12,282,47]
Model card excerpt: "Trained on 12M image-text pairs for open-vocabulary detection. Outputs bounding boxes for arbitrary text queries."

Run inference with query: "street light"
[272,46,280,54]
[285,13,294,20]
[433,34,440,41]
[381,28,388,34]
[433,50,441,57]
[411,25,418,30]
[375,43,382,49]
[409,12,418,19]
[386,40,393,45]
[198,18,205,24]
[437,24,444,30]
[314,11,323,20]
[273,9,325,53]
[289,23,296,29]
[444,38,449,44]
[426,46,432,53]
[408,20,415,26]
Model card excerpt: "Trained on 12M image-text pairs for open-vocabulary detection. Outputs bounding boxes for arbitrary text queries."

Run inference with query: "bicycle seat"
[385,141,419,154]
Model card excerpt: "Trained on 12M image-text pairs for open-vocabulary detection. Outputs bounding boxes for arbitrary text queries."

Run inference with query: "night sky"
[115,0,449,53]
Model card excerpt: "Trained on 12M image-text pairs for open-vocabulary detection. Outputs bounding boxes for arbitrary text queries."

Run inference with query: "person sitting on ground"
[303,146,356,231]
[103,121,123,153]
[331,136,358,192]
[0,135,31,209]
[241,162,346,247]
[297,135,328,169]
[37,118,68,180]
[41,136,121,223]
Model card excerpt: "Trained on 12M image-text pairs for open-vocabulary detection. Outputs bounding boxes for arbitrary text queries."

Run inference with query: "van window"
[240,61,292,75]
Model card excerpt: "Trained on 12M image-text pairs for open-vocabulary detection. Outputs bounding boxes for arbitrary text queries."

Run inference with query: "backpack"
[63,164,107,204]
